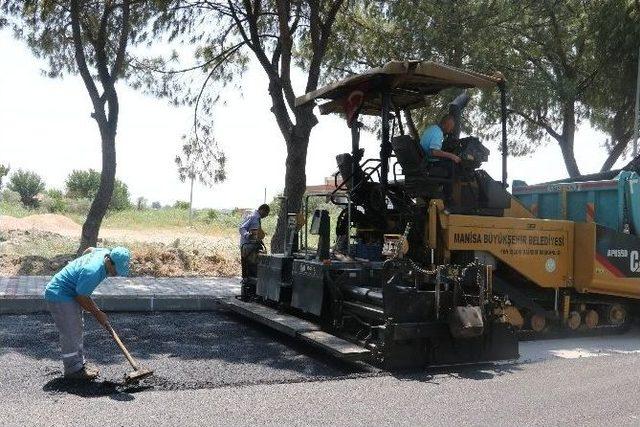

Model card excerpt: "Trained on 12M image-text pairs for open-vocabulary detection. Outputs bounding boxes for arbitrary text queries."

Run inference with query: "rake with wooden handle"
[105,323,154,384]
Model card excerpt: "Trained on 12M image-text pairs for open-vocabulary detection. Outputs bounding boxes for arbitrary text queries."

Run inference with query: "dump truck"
[504,170,640,332]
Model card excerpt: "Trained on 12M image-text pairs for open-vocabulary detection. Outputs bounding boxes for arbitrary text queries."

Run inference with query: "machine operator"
[420,114,461,164]
[239,204,270,297]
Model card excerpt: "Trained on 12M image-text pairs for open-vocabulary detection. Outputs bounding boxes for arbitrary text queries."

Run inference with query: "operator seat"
[391,135,453,197]
[336,152,363,190]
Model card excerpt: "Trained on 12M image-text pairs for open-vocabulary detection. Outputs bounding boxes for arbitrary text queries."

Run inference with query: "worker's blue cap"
[109,247,131,277]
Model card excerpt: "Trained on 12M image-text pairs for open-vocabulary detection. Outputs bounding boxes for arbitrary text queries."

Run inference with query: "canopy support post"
[380,89,392,186]
[499,82,508,188]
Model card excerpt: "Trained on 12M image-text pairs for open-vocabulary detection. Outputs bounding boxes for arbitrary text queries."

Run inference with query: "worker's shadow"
[42,377,149,401]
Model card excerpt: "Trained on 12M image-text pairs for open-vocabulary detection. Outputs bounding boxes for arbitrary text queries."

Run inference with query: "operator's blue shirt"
[419,124,444,159]
[239,210,261,247]
[44,248,109,302]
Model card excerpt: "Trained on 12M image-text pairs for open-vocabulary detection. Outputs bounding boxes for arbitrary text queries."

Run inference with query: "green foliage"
[137,197,148,210]
[206,209,218,222]
[1,189,21,204]
[110,180,132,211]
[47,188,64,199]
[322,1,519,142]
[0,164,9,189]
[65,169,130,211]
[176,129,226,187]
[174,200,190,210]
[66,169,101,199]
[151,201,162,209]
[1,1,171,81]
[0,197,32,218]
[8,169,45,208]
[583,0,640,169]
[324,0,633,176]
[42,189,68,213]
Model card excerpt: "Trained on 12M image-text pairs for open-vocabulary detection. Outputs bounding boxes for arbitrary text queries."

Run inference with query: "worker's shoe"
[83,363,100,377]
[65,364,99,380]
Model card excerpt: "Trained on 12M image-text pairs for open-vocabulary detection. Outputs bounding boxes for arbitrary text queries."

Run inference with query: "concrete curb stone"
[0,276,239,314]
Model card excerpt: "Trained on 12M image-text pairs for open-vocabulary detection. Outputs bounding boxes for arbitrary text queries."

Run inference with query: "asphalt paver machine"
[222,60,520,369]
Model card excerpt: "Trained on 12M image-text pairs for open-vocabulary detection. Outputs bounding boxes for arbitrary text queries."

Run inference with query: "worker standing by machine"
[239,204,270,299]
[44,246,131,380]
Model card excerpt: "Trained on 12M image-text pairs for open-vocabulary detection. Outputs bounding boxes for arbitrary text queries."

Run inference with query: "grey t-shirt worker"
[238,204,270,286]
[44,246,131,380]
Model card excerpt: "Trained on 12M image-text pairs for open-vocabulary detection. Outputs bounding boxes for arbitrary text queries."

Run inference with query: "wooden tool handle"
[106,323,139,370]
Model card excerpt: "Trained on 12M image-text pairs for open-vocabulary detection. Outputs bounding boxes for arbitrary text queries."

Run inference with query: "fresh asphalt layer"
[3,307,640,426]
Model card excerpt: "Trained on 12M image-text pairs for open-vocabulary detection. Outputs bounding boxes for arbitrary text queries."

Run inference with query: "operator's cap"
[109,246,131,277]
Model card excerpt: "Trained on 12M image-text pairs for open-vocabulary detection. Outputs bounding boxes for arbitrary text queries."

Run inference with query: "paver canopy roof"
[295,60,504,115]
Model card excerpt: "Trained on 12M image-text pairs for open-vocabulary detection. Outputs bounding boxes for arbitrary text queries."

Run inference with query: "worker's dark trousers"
[240,244,259,281]
[429,159,456,200]
[240,244,259,300]
[47,301,85,375]
[241,255,248,281]
[240,247,249,282]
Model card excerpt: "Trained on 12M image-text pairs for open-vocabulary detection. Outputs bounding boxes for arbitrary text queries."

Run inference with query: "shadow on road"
[42,377,146,400]
[390,361,522,385]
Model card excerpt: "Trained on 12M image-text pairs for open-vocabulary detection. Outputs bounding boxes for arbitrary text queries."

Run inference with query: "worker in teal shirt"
[420,114,461,164]
[44,246,131,380]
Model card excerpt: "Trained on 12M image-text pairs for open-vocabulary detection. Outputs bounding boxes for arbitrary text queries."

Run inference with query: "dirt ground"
[0,214,240,277]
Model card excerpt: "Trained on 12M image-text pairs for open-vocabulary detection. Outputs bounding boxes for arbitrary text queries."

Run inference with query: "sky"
[0,29,627,210]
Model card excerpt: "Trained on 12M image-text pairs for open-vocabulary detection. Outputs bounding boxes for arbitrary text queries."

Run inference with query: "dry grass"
[0,199,341,277]
[0,202,245,277]
[0,229,240,277]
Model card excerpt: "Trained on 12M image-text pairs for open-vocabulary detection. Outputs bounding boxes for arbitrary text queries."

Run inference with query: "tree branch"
[511,108,562,142]
[231,0,293,134]
[70,0,105,123]
[193,43,245,140]
[129,41,246,74]
[306,0,345,93]
[111,0,131,83]
[275,0,296,110]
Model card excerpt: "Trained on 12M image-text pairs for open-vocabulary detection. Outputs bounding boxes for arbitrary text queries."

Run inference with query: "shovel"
[106,323,154,384]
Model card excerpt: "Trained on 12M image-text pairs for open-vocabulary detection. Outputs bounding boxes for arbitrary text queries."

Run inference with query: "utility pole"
[264,187,267,204]
[188,175,195,225]
[634,45,640,157]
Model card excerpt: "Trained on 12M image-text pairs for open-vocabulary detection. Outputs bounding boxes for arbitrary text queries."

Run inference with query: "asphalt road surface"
[2,308,640,426]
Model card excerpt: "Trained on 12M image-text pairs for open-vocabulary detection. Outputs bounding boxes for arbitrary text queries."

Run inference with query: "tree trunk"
[270,112,314,253]
[559,102,580,177]
[601,137,630,172]
[78,124,117,254]
[404,110,419,140]
[559,139,580,178]
[601,110,633,172]
[71,0,128,255]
